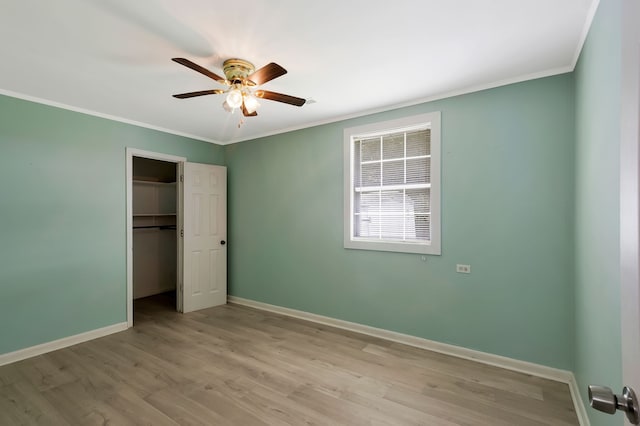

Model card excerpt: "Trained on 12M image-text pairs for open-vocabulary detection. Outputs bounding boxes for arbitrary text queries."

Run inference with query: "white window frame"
[343,112,441,255]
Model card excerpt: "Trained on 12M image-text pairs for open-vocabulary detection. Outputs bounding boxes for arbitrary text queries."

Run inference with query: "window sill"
[344,238,441,255]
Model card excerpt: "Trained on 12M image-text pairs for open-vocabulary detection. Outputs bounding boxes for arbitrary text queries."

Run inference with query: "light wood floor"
[0,293,579,425]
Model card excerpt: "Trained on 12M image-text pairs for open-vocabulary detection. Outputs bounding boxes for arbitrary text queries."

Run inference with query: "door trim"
[125,148,186,327]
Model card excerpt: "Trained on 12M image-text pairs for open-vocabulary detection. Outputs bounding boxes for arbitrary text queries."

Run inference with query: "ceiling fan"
[171,58,306,117]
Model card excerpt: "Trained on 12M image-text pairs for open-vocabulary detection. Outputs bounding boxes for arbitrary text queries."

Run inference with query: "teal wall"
[574,0,623,424]
[225,74,576,369]
[0,95,224,354]
[1,7,627,421]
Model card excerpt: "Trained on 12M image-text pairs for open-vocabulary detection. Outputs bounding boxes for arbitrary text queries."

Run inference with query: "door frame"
[620,0,640,408]
[125,148,186,328]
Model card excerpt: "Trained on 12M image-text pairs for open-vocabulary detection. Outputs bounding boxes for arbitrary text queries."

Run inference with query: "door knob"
[588,385,640,424]
[220,240,226,245]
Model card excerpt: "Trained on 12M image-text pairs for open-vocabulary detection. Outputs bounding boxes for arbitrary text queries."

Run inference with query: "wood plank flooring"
[0,293,579,425]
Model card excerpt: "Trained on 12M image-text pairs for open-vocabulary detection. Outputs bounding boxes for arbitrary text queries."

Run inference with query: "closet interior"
[132,157,178,311]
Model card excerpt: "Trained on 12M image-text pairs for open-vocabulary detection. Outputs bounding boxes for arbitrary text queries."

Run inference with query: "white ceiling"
[0,0,596,145]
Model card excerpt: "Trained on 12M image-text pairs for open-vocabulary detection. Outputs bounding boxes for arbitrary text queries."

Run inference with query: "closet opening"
[126,149,186,326]
[132,156,177,322]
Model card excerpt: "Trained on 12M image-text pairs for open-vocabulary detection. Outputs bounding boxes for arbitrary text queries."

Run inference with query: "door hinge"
[180,229,184,237]
[180,175,184,182]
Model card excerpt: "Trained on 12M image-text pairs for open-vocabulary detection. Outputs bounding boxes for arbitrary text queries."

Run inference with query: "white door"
[591,2,640,424]
[181,162,227,313]
[621,1,640,423]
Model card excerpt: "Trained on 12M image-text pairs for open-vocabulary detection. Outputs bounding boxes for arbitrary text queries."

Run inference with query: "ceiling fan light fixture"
[243,94,260,114]
[226,88,243,109]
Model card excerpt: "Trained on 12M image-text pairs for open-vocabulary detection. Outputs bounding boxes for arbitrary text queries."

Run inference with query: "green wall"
[225,74,576,369]
[1,7,627,420]
[0,95,224,354]
[574,0,623,424]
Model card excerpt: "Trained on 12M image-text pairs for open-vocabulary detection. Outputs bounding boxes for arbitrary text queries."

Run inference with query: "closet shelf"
[133,225,177,230]
[133,213,176,217]
[133,179,177,185]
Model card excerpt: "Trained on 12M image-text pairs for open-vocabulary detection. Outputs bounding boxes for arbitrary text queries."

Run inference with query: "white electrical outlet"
[456,264,471,274]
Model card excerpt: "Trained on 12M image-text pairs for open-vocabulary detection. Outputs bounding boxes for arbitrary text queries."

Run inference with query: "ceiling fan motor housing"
[223,59,255,84]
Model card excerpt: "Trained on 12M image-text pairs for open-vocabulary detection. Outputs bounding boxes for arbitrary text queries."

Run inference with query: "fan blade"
[242,102,258,117]
[255,90,306,107]
[172,58,226,83]
[173,89,223,99]
[247,63,287,85]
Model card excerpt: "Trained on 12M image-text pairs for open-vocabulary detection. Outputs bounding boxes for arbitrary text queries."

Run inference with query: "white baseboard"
[0,322,129,367]
[228,295,591,426]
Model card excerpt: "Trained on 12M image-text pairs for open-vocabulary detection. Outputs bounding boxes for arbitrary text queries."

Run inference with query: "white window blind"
[353,128,431,241]
[344,112,440,255]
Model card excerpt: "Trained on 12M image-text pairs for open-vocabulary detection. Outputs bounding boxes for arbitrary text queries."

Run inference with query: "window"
[344,112,441,255]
